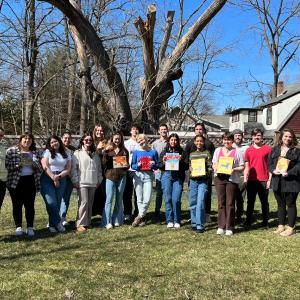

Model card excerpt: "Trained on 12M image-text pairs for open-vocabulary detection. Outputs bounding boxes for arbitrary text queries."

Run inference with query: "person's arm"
[131,151,140,171]
[233,151,244,172]
[41,157,56,181]
[96,154,103,186]
[70,154,80,188]
[284,148,300,177]
[152,150,159,170]
[5,148,20,171]
[243,162,249,182]
[59,157,71,178]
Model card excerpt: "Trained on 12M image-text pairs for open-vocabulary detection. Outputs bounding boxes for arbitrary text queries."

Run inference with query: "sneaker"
[167,222,174,228]
[280,226,296,237]
[174,223,181,229]
[274,225,285,234]
[225,229,233,236]
[139,217,146,227]
[114,222,120,227]
[191,226,197,231]
[15,227,23,236]
[216,228,225,235]
[77,225,87,233]
[62,220,69,226]
[197,228,205,234]
[46,223,50,228]
[124,215,131,221]
[56,223,66,233]
[27,227,35,237]
[132,216,142,227]
[105,223,113,229]
[49,226,57,233]
[205,214,211,223]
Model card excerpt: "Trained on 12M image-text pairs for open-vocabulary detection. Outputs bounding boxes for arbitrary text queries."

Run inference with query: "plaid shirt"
[5,147,43,190]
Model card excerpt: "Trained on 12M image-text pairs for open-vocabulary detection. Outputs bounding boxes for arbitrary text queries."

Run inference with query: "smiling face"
[223,137,233,149]
[169,136,178,148]
[252,132,263,145]
[130,126,139,138]
[194,136,205,150]
[95,126,104,139]
[112,134,121,146]
[83,135,93,149]
[20,135,32,150]
[281,131,292,147]
[234,133,243,145]
[195,125,204,135]
[159,126,168,138]
[62,133,71,147]
[50,138,59,151]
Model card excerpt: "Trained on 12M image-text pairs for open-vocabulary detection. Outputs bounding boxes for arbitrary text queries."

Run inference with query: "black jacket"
[268,145,300,192]
[185,138,215,157]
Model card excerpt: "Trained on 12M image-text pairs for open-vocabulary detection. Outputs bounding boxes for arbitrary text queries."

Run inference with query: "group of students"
[0,122,299,237]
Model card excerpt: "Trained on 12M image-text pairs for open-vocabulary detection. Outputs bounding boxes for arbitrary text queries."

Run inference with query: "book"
[191,157,206,177]
[216,156,234,175]
[276,156,290,173]
[20,153,33,166]
[139,156,152,171]
[164,153,180,171]
[113,156,128,168]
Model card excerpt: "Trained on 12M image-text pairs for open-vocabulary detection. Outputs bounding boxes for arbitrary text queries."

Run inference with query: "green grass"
[0,190,299,300]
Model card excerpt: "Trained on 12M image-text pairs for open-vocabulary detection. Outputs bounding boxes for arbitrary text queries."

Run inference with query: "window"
[266,107,272,125]
[232,113,239,122]
[248,111,257,122]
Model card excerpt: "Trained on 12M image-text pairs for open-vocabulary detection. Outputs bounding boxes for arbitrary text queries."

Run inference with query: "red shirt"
[244,145,272,181]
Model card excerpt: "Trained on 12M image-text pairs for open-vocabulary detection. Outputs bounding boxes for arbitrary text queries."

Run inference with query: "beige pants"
[76,187,96,227]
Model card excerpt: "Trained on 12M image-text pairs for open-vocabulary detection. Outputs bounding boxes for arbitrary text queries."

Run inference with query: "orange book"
[113,156,128,168]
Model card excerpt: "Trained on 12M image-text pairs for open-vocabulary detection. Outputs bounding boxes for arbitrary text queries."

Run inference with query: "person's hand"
[163,156,167,161]
[150,160,155,166]
[137,162,141,167]
[54,180,60,188]
[97,141,105,150]
[266,180,271,189]
[282,172,288,177]
[105,144,113,151]
[52,175,60,182]
[273,169,281,175]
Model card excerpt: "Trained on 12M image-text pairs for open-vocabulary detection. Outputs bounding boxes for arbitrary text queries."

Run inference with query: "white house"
[229,83,300,135]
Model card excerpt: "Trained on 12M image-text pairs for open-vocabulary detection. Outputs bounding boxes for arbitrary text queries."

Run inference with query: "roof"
[276,101,300,131]
[200,115,230,129]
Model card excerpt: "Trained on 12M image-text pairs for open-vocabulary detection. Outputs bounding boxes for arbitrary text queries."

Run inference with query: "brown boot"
[132,216,142,227]
[280,226,296,237]
[273,225,285,234]
[77,225,87,233]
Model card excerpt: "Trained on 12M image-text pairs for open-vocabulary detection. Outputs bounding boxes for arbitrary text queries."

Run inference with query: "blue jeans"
[161,171,183,224]
[60,176,73,219]
[40,173,67,227]
[155,177,163,215]
[101,176,126,226]
[189,179,208,230]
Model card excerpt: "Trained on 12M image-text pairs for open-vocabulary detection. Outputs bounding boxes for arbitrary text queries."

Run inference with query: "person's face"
[112,135,121,146]
[50,138,59,150]
[194,137,204,149]
[0,130,4,141]
[83,136,93,148]
[20,136,32,149]
[62,134,71,147]
[169,137,178,148]
[234,133,243,145]
[137,137,146,147]
[95,126,104,139]
[131,127,139,137]
[159,126,168,138]
[282,131,292,147]
[195,125,204,135]
[252,132,263,144]
[223,138,233,149]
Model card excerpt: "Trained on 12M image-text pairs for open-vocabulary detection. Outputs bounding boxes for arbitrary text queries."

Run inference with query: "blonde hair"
[137,134,150,147]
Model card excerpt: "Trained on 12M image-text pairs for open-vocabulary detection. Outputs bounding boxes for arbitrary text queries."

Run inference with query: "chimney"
[277,81,284,96]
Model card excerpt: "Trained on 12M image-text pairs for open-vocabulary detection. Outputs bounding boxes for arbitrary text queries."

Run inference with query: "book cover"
[217,156,234,175]
[165,153,180,171]
[276,156,290,173]
[191,157,206,177]
[113,156,128,168]
[20,153,33,166]
[139,156,152,171]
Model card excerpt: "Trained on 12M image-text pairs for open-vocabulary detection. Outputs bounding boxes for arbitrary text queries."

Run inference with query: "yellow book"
[217,156,234,175]
[191,158,206,177]
[276,157,290,173]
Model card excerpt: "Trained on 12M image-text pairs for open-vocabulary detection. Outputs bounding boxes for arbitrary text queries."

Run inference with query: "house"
[229,82,300,135]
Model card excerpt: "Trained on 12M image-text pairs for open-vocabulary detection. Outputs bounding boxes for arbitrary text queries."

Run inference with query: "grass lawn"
[0,189,299,300]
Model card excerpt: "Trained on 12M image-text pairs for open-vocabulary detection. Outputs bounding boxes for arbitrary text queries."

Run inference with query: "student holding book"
[6,133,42,237]
[131,134,158,227]
[268,128,300,236]
[188,135,212,233]
[160,133,188,229]
[212,132,244,236]
[101,131,129,229]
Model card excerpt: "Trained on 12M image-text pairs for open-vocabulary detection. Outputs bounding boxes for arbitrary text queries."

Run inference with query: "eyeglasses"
[84,139,93,142]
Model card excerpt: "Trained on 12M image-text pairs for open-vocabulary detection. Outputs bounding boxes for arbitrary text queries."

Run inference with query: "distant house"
[229,82,300,135]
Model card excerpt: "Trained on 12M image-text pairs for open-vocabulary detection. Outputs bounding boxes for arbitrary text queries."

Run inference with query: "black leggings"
[8,175,36,228]
[274,191,298,227]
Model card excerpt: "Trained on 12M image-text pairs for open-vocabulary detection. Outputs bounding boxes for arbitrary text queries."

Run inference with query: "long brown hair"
[278,128,298,147]
[17,132,36,151]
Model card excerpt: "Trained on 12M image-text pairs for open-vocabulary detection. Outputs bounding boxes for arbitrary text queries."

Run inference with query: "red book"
[139,156,151,171]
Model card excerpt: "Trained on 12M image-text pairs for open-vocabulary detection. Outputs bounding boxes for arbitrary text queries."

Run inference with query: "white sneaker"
[114,222,120,227]
[105,223,113,229]
[216,228,225,235]
[46,223,49,228]
[56,223,66,233]
[174,223,181,229]
[15,227,23,236]
[62,220,69,226]
[124,215,131,221]
[225,230,233,236]
[27,227,35,237]
[49,226,57,233]
[167,222,174,228]
[206,214,211,223]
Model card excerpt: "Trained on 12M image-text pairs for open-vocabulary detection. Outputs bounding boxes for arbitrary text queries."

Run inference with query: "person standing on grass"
[41,135,72,233]
[60,131,76,226]
[232,129,249,226]
[131,134,158,227]
[123,124,141,221]
[160,133,188,229]
[151,123,168,221]
[71,133,103,233]
[213,132,244,236]
[6,132,42,237]
[243,128,272,229]
[101,131,129,229]
[188,135,212,233]
[185,122,215,223]
[0,127,8,212]
[92,124,107,218]
[268,128,300,236]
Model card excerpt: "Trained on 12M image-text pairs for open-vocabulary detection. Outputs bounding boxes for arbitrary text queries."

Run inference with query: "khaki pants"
[76,187,96,227]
